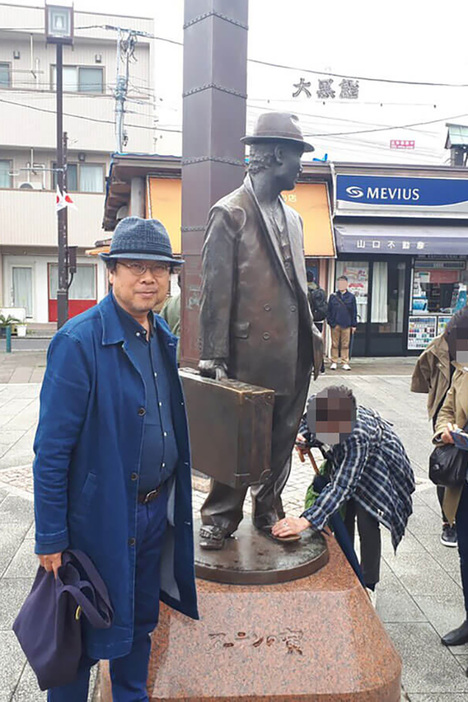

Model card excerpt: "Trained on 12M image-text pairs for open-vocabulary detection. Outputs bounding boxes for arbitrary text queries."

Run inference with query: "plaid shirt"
[301,406,415,550]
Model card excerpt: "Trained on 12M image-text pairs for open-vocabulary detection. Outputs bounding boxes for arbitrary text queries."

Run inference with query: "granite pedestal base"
[99,535,401,701]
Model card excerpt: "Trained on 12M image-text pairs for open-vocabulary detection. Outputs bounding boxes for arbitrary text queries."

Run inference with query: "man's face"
[307,395,356,445]
[338,278,348,293]
[109,259,170,319]
[278,142,304,191]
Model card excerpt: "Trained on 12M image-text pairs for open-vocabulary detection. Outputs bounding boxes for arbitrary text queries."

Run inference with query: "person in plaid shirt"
[272,385,415,594]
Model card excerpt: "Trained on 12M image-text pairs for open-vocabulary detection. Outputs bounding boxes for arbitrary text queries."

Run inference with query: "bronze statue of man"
[198,112,322,550]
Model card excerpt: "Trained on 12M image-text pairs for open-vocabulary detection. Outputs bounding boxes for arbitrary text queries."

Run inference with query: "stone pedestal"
[99,536,401,701]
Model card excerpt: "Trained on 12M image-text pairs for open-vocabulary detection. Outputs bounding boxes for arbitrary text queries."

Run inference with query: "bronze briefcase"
[179,369,274,489]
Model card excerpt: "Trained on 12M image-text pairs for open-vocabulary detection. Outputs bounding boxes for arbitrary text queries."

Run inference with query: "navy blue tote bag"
[13,549,113,691]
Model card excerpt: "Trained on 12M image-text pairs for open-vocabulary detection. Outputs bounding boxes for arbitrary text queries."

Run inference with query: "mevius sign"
[337,175,468,215]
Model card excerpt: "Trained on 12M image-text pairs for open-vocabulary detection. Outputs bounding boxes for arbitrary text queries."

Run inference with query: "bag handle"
[62,550,112,612]
[60,582,112,629]
[60,550,113,628]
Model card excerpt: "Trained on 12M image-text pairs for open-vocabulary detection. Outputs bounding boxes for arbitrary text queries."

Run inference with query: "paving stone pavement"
[1,355,468,700]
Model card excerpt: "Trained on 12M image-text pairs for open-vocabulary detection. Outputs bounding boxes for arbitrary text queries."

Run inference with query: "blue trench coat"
[33,293,198,660]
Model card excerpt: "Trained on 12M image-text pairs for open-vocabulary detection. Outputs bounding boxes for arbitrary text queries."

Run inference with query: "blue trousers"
[456,483,468,615]
[47,490,168,702]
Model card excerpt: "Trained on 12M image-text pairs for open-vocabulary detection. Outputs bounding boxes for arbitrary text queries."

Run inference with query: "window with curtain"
[371,260,406,333]
[371,261,388,323]
[0,160,11,188]
[49,264,96,300]
[51,66,103,93]
[79,164,103,193]
[12,267,33,316]
[0,63,10,87]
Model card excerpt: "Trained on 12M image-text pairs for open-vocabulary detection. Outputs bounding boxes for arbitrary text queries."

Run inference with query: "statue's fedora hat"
[100,216,183,265]
[241,112,314,152]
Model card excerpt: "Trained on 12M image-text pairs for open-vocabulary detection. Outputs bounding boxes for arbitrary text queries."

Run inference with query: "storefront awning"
[335,221,468,256]
[147,178,336,258]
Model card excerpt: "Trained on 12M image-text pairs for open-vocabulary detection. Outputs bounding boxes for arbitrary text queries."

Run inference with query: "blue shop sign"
[336,174,468,215]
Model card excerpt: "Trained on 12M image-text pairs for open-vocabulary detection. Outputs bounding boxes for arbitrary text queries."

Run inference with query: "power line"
[4,23,468,88]
[155,109,468,139]
[1,92,464,142]
[304,112,468,137]
[75,26,468,88]
[248,57,468,88]
[0,95,156,131]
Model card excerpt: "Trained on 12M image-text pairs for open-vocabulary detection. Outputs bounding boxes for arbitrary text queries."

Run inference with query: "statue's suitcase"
[179,369,274,489]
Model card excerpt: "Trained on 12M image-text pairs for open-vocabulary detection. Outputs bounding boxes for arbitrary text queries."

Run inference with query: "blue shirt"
[113,294,178,493]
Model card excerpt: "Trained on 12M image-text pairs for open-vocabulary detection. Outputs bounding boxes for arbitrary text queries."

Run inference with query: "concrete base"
[100,535,401,701]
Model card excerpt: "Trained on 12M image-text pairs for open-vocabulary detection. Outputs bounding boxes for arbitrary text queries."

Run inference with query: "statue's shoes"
[257,525,301,543]
[199,524,232,550]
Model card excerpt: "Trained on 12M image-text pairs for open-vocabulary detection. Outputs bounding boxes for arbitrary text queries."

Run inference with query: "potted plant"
[0,314,20,339]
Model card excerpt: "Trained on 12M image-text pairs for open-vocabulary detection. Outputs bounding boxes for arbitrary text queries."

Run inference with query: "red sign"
[390,140,415,149]
[429,270,459,284]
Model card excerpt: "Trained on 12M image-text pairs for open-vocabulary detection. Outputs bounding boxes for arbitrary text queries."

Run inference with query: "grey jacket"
[199,175,321,394]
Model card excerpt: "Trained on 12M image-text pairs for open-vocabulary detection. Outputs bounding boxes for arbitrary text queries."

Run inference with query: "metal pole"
[115,28,124,152]
[56,42,68,328]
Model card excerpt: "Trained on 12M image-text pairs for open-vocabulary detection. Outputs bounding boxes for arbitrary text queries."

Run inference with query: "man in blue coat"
[33,217,198,701]
[327,275,357,371]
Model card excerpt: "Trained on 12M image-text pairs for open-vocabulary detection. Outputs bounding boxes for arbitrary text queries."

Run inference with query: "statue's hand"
[199,359,228,381]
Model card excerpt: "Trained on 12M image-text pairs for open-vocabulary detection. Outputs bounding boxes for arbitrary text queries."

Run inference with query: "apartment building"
[0,3,155,322]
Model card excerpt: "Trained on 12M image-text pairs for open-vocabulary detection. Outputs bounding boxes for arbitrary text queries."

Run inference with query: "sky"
[9,0,468,163]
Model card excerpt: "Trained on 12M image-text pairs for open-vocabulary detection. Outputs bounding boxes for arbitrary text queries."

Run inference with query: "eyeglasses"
[117,261,170,277]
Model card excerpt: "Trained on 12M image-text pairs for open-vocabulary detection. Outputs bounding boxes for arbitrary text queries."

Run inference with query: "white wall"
[2,252,106,323]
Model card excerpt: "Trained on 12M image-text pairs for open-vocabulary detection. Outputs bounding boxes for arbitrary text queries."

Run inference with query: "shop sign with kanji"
[293,77,359,100]
[354,239,426,251]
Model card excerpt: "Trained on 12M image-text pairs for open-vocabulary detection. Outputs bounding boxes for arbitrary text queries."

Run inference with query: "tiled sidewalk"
[1,365,468,700]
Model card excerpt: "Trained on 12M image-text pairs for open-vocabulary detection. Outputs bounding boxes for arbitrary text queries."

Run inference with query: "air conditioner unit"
[18,181,42,190]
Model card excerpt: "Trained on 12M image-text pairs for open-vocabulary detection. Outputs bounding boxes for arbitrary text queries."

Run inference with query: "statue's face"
[277,142,304,191]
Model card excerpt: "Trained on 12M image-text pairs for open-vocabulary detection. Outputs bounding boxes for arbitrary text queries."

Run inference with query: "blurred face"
[277,142,304,191]
[338,278,348,293]
[455,330,468,365]
[307,396,356,445]
[109,259,170,321]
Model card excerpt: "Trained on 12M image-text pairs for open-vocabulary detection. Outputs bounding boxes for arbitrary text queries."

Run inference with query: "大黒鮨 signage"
[337,174,468,216]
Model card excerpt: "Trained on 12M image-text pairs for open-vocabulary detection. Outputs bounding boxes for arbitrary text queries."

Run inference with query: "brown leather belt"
[137,485,163,504]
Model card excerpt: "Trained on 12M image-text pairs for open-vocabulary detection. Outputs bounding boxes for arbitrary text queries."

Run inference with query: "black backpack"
[308,287,328,322]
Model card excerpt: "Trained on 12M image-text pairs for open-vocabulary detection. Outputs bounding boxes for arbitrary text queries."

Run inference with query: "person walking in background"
[410,310,468,547]
[433,319,468,652]
[327,275,357,371]
[33,217,198,701]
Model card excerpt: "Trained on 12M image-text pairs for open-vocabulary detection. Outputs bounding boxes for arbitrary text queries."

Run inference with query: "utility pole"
[45,3,74,328]
[112,26,139,152]
[115,28,126,152]
[55,46,68,328]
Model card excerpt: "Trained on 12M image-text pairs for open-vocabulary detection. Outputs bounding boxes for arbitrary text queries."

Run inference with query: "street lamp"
[45,3,74,329]
[45,4,74,44]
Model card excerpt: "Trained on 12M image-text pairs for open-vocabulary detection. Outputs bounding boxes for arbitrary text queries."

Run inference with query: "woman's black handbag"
[429,442,468,487]
[13,549,113,691]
